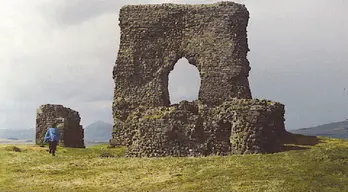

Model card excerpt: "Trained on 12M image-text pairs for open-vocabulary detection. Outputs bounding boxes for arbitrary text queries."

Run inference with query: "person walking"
[44,123,60,156]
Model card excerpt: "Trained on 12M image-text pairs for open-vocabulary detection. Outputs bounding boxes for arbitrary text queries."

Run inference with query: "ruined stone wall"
[36,104,85,148]
[113,1,251,145]
[111,2,287,157]
[111,99,285,157]
[113,2,251,106]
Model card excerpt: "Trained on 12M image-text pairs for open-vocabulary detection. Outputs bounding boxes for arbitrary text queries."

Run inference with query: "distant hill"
[0,128,35,140]
[290,120,348,139]
[2,120,348,142]
[84,121,113,142]
[0,121,113,143]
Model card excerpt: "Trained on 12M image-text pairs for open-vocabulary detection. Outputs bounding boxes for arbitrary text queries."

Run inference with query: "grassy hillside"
[1,135,348,192]
[291,120,348,139]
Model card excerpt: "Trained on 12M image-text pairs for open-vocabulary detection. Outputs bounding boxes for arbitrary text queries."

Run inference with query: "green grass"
[1,135,348,192]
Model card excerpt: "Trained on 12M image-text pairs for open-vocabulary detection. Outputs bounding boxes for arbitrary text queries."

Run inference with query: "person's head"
[51,122,57,128]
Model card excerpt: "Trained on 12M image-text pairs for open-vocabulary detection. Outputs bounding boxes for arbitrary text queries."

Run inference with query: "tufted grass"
[1,135,348,192]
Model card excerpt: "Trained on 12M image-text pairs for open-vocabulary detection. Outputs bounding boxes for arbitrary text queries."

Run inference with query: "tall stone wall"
[36,104,85,148]
[111,2,287,157]
[113,2,251,109]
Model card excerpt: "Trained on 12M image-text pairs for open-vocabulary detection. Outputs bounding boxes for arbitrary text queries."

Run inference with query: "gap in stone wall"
[168,58,201,104]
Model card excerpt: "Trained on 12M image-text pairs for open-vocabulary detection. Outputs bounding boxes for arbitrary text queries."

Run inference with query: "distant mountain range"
[0,121,113,143]
[290,120,348,139]
[1,120,348,143]
[0,128,35,140]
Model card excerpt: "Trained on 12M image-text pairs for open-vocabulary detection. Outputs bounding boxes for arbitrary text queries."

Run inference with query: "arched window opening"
[168,58,201,104]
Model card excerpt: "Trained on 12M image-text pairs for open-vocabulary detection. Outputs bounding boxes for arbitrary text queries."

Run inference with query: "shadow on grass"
[280,145,310,151]
[278,132,323,152]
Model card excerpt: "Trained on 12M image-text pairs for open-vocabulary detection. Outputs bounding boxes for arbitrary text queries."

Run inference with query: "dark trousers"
[48,141,58,156]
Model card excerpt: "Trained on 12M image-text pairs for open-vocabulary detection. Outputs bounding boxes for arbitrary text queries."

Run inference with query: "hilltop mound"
[1,135,348,191]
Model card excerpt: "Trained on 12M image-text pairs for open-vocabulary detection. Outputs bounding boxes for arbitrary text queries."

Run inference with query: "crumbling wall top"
[114,1,252,110]
[120,1,247,10]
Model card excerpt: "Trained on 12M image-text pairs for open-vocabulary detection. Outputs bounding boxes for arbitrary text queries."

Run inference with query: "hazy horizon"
[1,0,347,130]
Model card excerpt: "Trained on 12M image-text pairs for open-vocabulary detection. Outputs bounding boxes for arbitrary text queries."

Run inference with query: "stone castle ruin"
[36,104,85,148]
[110,2,287,157]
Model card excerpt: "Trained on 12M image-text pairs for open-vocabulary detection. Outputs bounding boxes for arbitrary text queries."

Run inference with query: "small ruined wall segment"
[111,2,287,157]
[36,104,85,148]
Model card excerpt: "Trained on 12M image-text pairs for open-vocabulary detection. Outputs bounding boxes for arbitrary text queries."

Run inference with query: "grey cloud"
[246,0,348,129]
[8,53,114,103]
[168,59,201,104]
[1,0,348,132]
[39,0,219,27]
[39,0,124,27]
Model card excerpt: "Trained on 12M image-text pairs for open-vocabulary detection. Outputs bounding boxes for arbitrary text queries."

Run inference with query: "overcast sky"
[0,0,347,130]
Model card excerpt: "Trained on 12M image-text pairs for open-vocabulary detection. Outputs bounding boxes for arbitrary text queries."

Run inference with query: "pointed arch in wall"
[167,58,201,104]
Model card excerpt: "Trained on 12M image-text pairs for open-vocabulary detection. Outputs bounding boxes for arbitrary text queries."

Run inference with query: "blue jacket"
[44,128,60,143]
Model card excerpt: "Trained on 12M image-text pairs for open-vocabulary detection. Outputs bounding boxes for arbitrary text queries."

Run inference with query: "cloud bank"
[0,0,347,130]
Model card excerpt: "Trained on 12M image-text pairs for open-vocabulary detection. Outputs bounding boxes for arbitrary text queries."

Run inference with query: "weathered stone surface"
[36,104,85,148]
[111,2,287,157]
[113,2,251,109]
[112,99,285,157]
